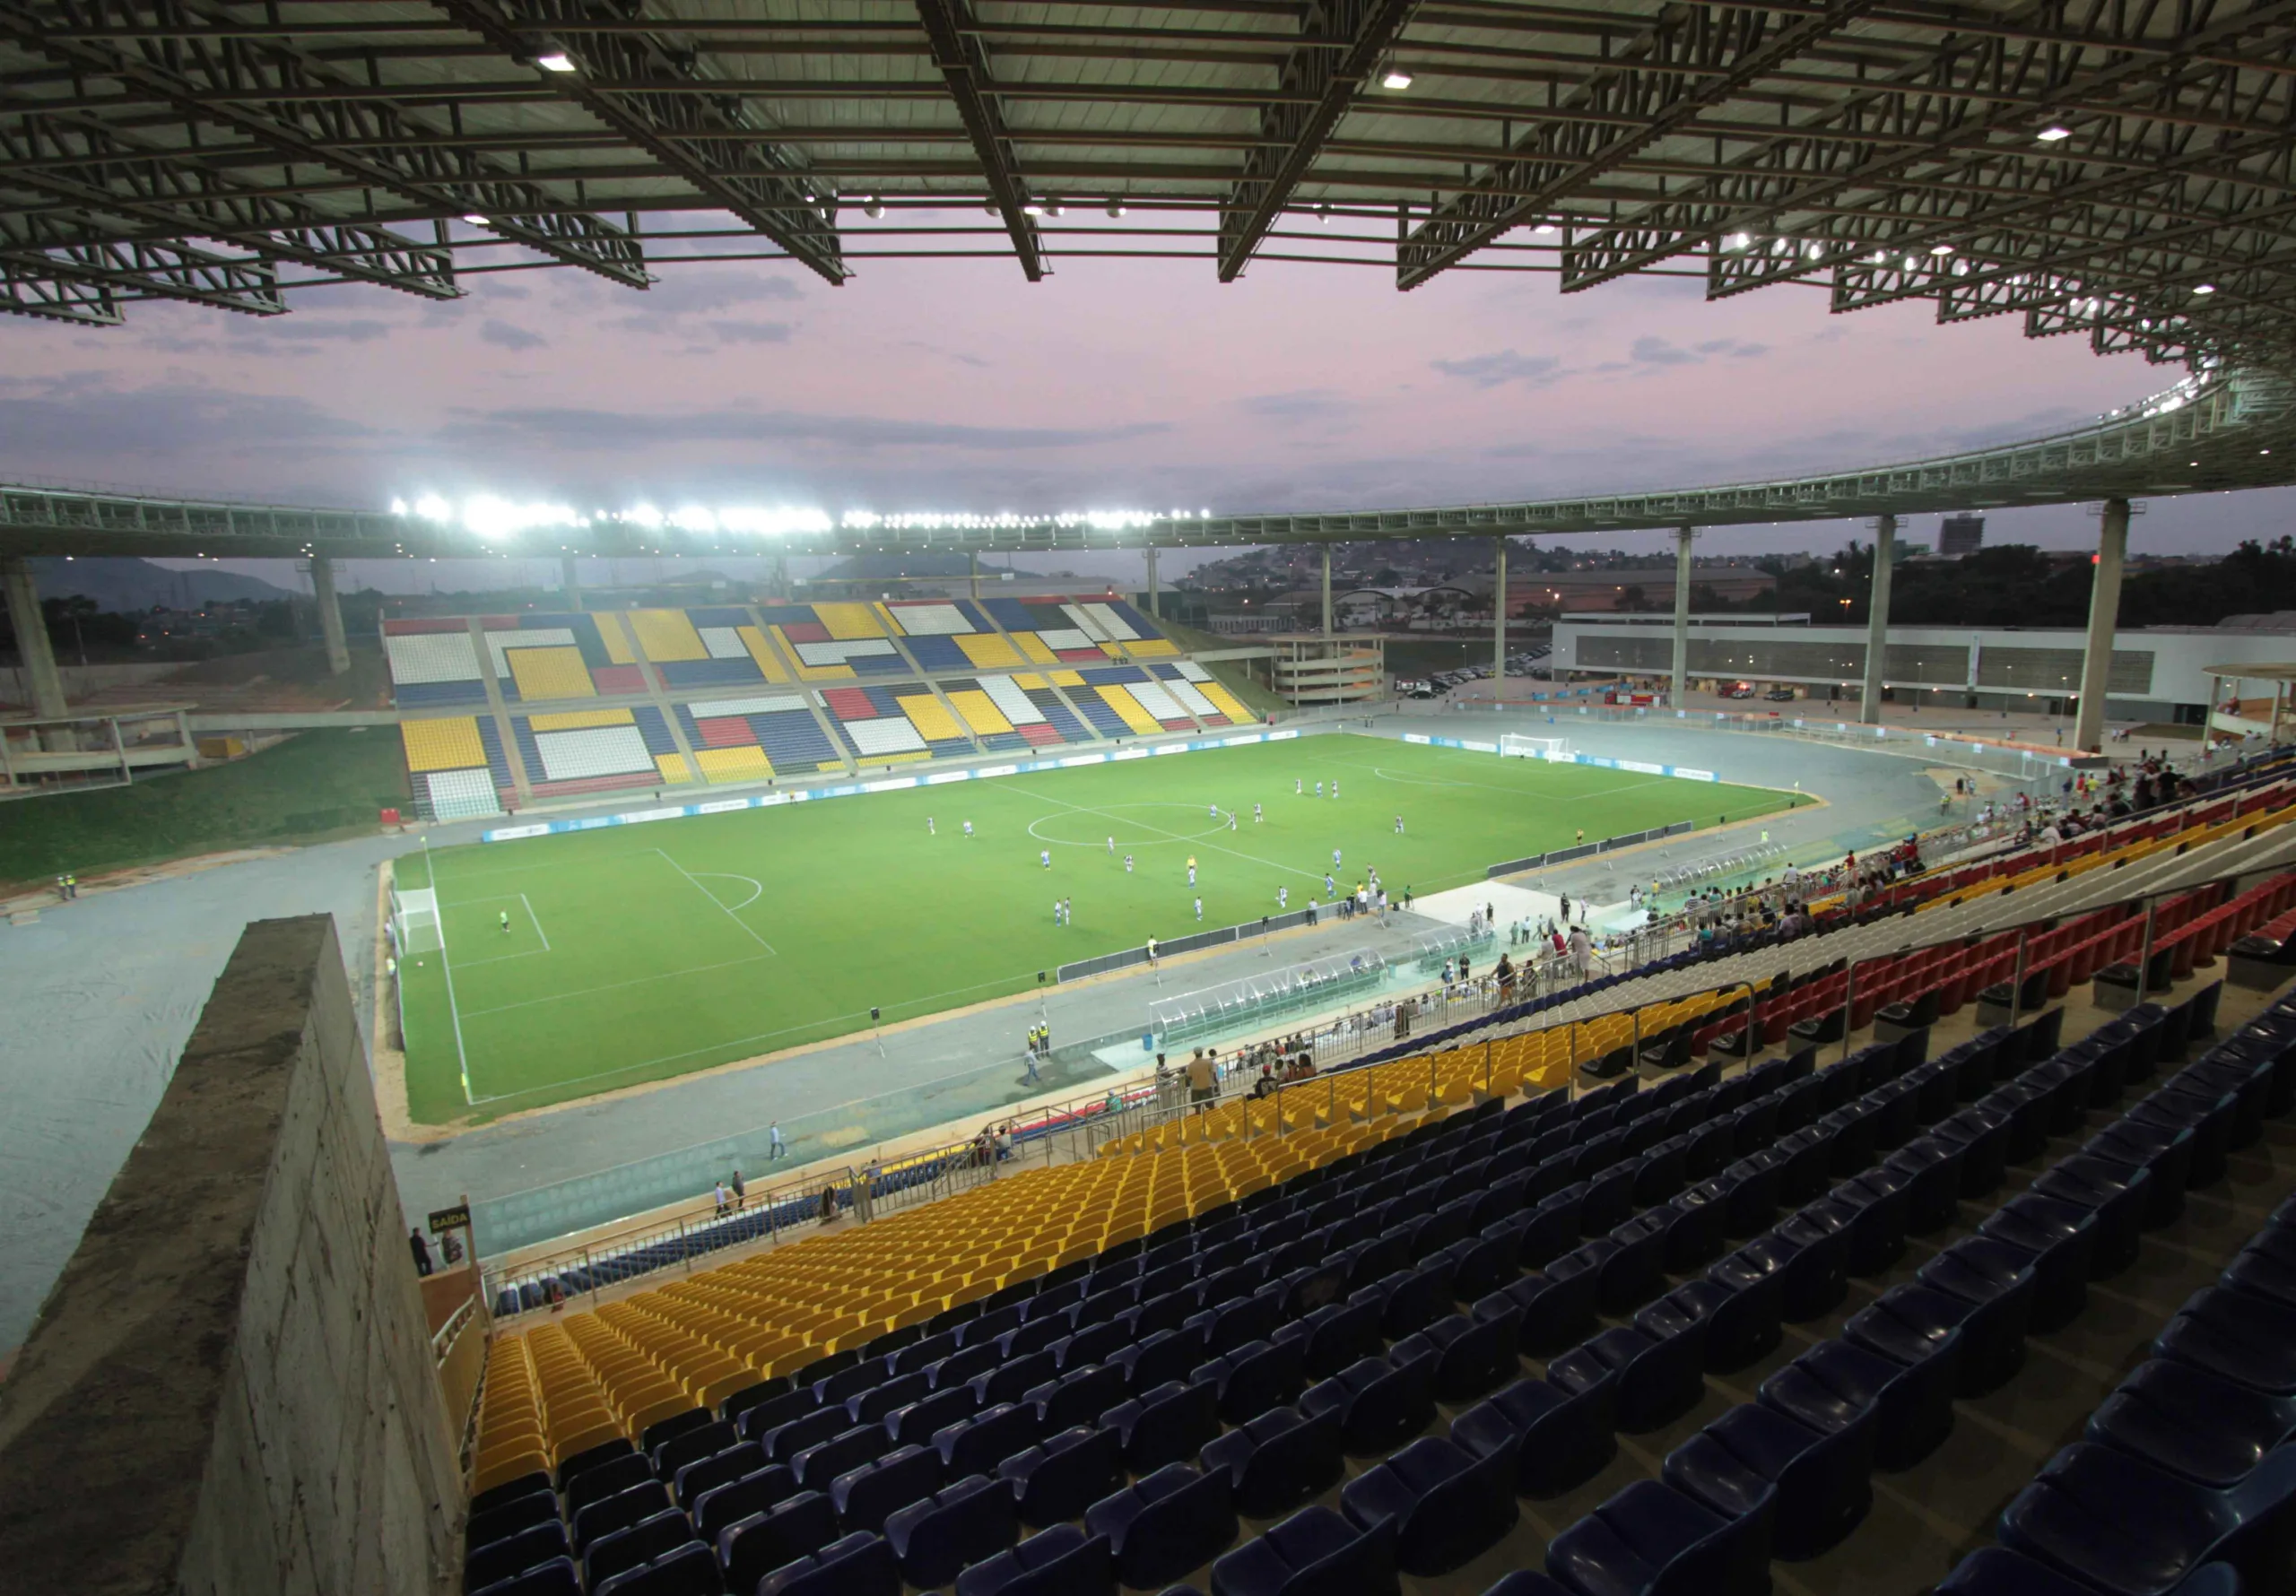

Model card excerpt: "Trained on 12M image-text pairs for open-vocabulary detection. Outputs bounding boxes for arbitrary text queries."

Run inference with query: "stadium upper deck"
[6,0,2296,378]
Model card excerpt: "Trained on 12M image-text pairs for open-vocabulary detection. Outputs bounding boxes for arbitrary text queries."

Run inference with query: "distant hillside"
[30,558,301,612]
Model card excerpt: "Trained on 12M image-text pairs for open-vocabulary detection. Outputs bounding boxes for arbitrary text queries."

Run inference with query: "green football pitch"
[391,733,1796,1124]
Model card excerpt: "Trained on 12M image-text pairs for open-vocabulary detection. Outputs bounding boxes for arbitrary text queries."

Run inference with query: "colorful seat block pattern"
[1198,681,1255,724]
[422,768,502,821]
[673,693,846,776]
[822,684,933,759]
[894,690,973,752]
[401,716,487,773]
[382,623,487,707]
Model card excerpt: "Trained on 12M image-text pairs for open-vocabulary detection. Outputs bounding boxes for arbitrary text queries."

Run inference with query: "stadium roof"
[5,0,2296,372]
[4,367,2294,558]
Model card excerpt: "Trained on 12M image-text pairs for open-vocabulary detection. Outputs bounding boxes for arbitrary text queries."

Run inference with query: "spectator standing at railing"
[409,1227,432,1278]
[819,1182,839,1223]
[730,1167,746,1211]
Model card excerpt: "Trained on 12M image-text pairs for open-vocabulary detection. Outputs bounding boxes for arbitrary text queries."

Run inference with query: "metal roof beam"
[913,0,1045,279]
[0,0,648,289]
[1,107,461,298]
[1395,0,1883,290]
[1216,0,1421,280]
[424,0,846,284]
[1558,0,2296,294]
[0,256,120,321]
[0,221,283,313]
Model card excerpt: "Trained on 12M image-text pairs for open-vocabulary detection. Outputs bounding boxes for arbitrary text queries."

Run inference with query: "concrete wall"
[0,915,459,1596]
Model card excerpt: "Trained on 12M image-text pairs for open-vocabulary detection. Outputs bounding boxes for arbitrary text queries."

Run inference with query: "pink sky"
[4,213,2289,565]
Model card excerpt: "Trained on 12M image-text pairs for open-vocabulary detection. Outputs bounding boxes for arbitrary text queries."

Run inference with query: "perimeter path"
[0,707,1951,1349]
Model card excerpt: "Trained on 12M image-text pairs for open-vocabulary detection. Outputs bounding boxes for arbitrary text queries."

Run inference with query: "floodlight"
[1107,198,1125,217]
[1379,66,1413,89]
[2194,282,2217,294]
[863,196,883,218]
[2037,124,2072,141]
[462,213,491,226]
[536,51,576,72]
[1929,243,1954,255]
[1532,221,1558,236]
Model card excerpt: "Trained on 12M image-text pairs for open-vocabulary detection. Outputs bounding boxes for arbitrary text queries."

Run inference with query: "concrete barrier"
[0,915,458,1596]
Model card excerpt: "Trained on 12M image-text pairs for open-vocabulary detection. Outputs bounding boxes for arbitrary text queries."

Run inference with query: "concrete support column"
[309,552,350,676]
[2074,497,2130,752]
[3,555,65,718]
[970,551,981,603]
[1145,545,1160,619]
[1670,525,1693,706]
[1858,513,1896,724]
[1493,537,1508,695]
[1320,546,1333,638]
[561,554,582,612]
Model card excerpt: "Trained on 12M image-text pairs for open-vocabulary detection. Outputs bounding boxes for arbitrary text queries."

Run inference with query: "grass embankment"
[1153,620,1291,717]
[0,728,411,889]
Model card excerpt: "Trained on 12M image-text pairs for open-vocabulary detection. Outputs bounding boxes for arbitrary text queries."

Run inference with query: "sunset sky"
[5,213,2290,585]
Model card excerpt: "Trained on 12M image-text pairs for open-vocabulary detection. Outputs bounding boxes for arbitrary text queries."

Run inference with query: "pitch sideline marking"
[421,837,476,1106]
[656,849,778,954]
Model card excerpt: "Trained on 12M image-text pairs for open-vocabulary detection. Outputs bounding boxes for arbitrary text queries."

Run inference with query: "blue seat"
[1190,1291,1283,1357]
[1711,1152,1783,1239]
[1879,1137,1964,1234]
[1375,1257,1458,1340]
[1558,1304,1707,1436]
[830,1441,940,1534]
[851,1370,931,1426]
[719,1491,841,1596]
[937,1401,1042,1480]
[1050,1320,1129,1369]
[1813,1176,1909,1279]
[1339,1436,1517,1577]
[1934,1547,2243,1596]
[1449,1375,1615,1499]
[791,1422,891,1495]
[1192,1337,1307,1425]
[929,1342,1004,1392]
[1208,1505,1396,1596]
[581,1508,692,1592]
[1770,1331,1960,1472]
[1393,1309,1521,1404]
[465,1485,559,1556]
[1104,1377,1222,1475]
[588,1540,718,1596]
[1999,1441,2296,1596]
[571,1479,672,1556]
[1518,1189,1586,1270]
[1000,1424,1126,1530]
[1114,1328,1209,1393]
[565,1453,652,1522]
[2157,1288,2296,1396]
[1737,1210,1848,1323]
[2085,1119,2196,1227]
[2089,1358,2296,1489]
[888,1383,978,1450]
[1030,1363,1127,1434]
[1300,1351,1437,1457]
[756,1529,900,1596]
[1481,1259,1600,1358]
[466,1521,573,1592]
[1085,1462,1239,1590]
[883,1472,1020,1589]
[1544,1479,1773,1596]
[977,1349,1063,1410]
[1273,1297,1384,1379]
[954,1524,1114,1596]
[1978,1195,2098,1333]
[1657,1185,1729,1274]
[1198,1406,1345,1518]
[2034,1155,2152,1278]
[1662,1400,1874,1560]
[469,1557,580,1596]
[1443,1222,1527,1300]
[1915,1238,2038,1395]
[692,1463,798,1547]
[1582,1215,1670,1316]
[1678,1262,1781,1374]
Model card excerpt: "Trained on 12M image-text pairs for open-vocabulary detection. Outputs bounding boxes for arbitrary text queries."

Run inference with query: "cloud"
[1237,389,1352,422]
[706,320,794,344]
[1630,335,1699,366]
[454,404,1172,452]
[641,272,804,314]
[481,320,546,351]
[1429,350,1567,388]
[0,376,376,456]
[231,317,395,344]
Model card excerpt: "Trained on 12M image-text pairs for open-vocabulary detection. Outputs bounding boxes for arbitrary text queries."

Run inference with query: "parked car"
[1765,685,1796,702]
[1721,681,1757,699]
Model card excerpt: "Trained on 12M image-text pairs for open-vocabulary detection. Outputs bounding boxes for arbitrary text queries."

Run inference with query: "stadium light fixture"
[535,51,577,72]
[1721,232,1752,252]
[2194,282,2218,294]
[1533,221,1558,236]
[1929,243,1954,256]
[864,196,883,218]
[2037,123,2072,142]
[1380,65,1413,90]
[1107,198,1125,218]
[463,214,491,227]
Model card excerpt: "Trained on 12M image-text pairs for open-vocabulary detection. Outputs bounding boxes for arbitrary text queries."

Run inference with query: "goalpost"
[1500,733,1573,761]
[391,886,444,957]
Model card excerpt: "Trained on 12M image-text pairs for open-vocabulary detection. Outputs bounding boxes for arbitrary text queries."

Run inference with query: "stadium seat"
[1998,1441,2296,1596]
[1544,1479,1773,1596]
[954,1525,1114,1596]
[755,1530,900,1596]
[1299,1352,1436,1457]
[1339,1436,1517,1576]
[883,1473,1021,1589]
[1662,1400,1875,1560]
[1001,1424,1125,1529]
[1449,1375,1616,1499]
[1085,1462,1239,1589]
[1207,1506,1396,1596]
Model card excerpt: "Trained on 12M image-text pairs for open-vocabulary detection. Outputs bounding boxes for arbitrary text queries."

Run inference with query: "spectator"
[730,1167,745,1210]
[819,1183,838,1225]
[1187,1049,1217,1109]
[408,1227,432,1277]
[769,1121,786,1160]
[713,1180,730,1218]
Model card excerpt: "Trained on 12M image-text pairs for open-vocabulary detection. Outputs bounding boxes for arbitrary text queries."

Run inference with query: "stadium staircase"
[453,756,2296,1596]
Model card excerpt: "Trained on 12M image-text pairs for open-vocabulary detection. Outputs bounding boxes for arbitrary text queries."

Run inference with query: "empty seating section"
[984,597,1105,665]
[673,695,845,780]
[383,621,487,706]
[508,647,598,702]
[403,716,488,774]
[759,604,907,679]
[893,692,973,753]
[822,686,932,762]
[939,680,1022,749]
[464,841,2296,1596]
[513,707,691,794]
[882,599,1001,671]
[423,768,502,823]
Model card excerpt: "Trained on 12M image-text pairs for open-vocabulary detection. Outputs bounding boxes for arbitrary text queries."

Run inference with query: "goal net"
[1500,733,1573,761]
[391,887,443,957]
